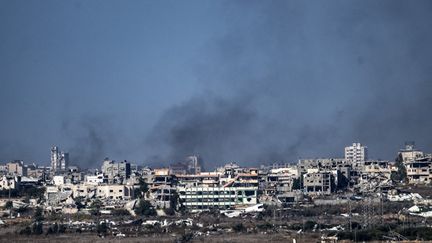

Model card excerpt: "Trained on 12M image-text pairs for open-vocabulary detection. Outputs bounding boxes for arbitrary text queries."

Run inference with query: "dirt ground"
[0,232,322,243]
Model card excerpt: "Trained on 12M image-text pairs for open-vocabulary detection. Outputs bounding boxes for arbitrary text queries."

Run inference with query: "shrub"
[19,226,32,235]
[257,222,273,230]
[46,223,59,235]
[303,220,316,231]
[232,223,246,232]
[176,232,193,243]
[58,224,66,233]
[32,222,43,235]
[164,207,175,216]
[112,208,130,216]
[96,222,108,235]
[134,199,156,216]
[90,199,102,216]
[33,207,44,222]
[74,196,85,210]
[4,201,13,209]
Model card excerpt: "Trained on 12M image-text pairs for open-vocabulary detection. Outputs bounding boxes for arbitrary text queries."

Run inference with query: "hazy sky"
[1,1,432,169]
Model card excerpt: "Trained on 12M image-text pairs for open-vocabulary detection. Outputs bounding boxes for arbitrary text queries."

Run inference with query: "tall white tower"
[51,146,59,172]
[51,146,69,173]
[345,143,368,162]
[59,152,69,171]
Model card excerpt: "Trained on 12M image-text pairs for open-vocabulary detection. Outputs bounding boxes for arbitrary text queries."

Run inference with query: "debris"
[408,205,420,213]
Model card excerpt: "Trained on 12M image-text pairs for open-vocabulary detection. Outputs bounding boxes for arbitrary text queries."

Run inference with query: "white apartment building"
[399,143,424,163]
[177,186,258,211]
[96,184,134,200]
[85,173,107,185]
[0,176,19,190]
[345,143,368,162]
[53,175,65,185]
[50,146,69,173]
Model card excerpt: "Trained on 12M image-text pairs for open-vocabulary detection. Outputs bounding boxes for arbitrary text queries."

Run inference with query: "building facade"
[178,186,258,210]
[50,146,69,173]
[345,143,368,162]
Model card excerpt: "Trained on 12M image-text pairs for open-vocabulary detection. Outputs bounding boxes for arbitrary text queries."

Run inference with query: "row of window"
[184,198,237,203]
[179,190,256,196]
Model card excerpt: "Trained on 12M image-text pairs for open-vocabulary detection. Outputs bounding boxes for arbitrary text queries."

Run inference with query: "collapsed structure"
[2,142,432,214]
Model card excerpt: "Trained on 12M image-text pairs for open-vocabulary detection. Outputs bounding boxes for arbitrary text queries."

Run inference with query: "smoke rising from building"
[61,116,114,168]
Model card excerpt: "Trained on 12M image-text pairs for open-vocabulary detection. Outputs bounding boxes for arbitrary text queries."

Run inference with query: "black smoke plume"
[61,115,114,168]
[146,1,432,168]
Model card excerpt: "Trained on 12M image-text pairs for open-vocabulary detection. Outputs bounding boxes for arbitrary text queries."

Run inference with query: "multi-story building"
[298,158,348,173]
[50,146,69,173]
[0,164,7,175]
[303,169,334,195]
[178,186,258,211]
[101,158,131,183]
[345,143,368,162]
[0,175,20,190]
[148,185,177,208]
[85,173,107,185]
[260,167,300,203]
[176,173,220,187]
[361,160,396,179]
[169,155,203,175]
[176,165,259,211]
[53,175,65,185]
[96,184,134,200]
[405,157,432,184]
[185,155,202,174]
[399,142,424,163]
[6,160,27,176]
[26,164,46,179]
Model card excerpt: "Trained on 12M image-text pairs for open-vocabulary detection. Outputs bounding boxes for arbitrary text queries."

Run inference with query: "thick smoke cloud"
[147,1,432,168]
[61,115,115,168]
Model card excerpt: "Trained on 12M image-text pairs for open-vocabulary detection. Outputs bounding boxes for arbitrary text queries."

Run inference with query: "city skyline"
[0,141,419,170]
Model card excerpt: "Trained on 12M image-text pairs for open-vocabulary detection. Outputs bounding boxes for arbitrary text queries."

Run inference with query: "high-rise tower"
[51,146,69,173]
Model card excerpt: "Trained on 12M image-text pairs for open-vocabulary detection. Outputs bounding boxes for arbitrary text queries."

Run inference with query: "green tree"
[232,223,246,232]
[46,223,58,235]
[134,199,156,216]
[32,222,43,235]
[58,224,66,233]
[90,199,102,216]
[21,187,46,203]
[177,232,193,243]
[292,178,301,190]
[74,196,85,210]
[96,222,108,235]
[33,207,44,222]
[4,201,13,209]
[170,191,180,211]
[303,220,316,231]
[391,153,407,184]
[19,226,32,235]
[134,178,149,198]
